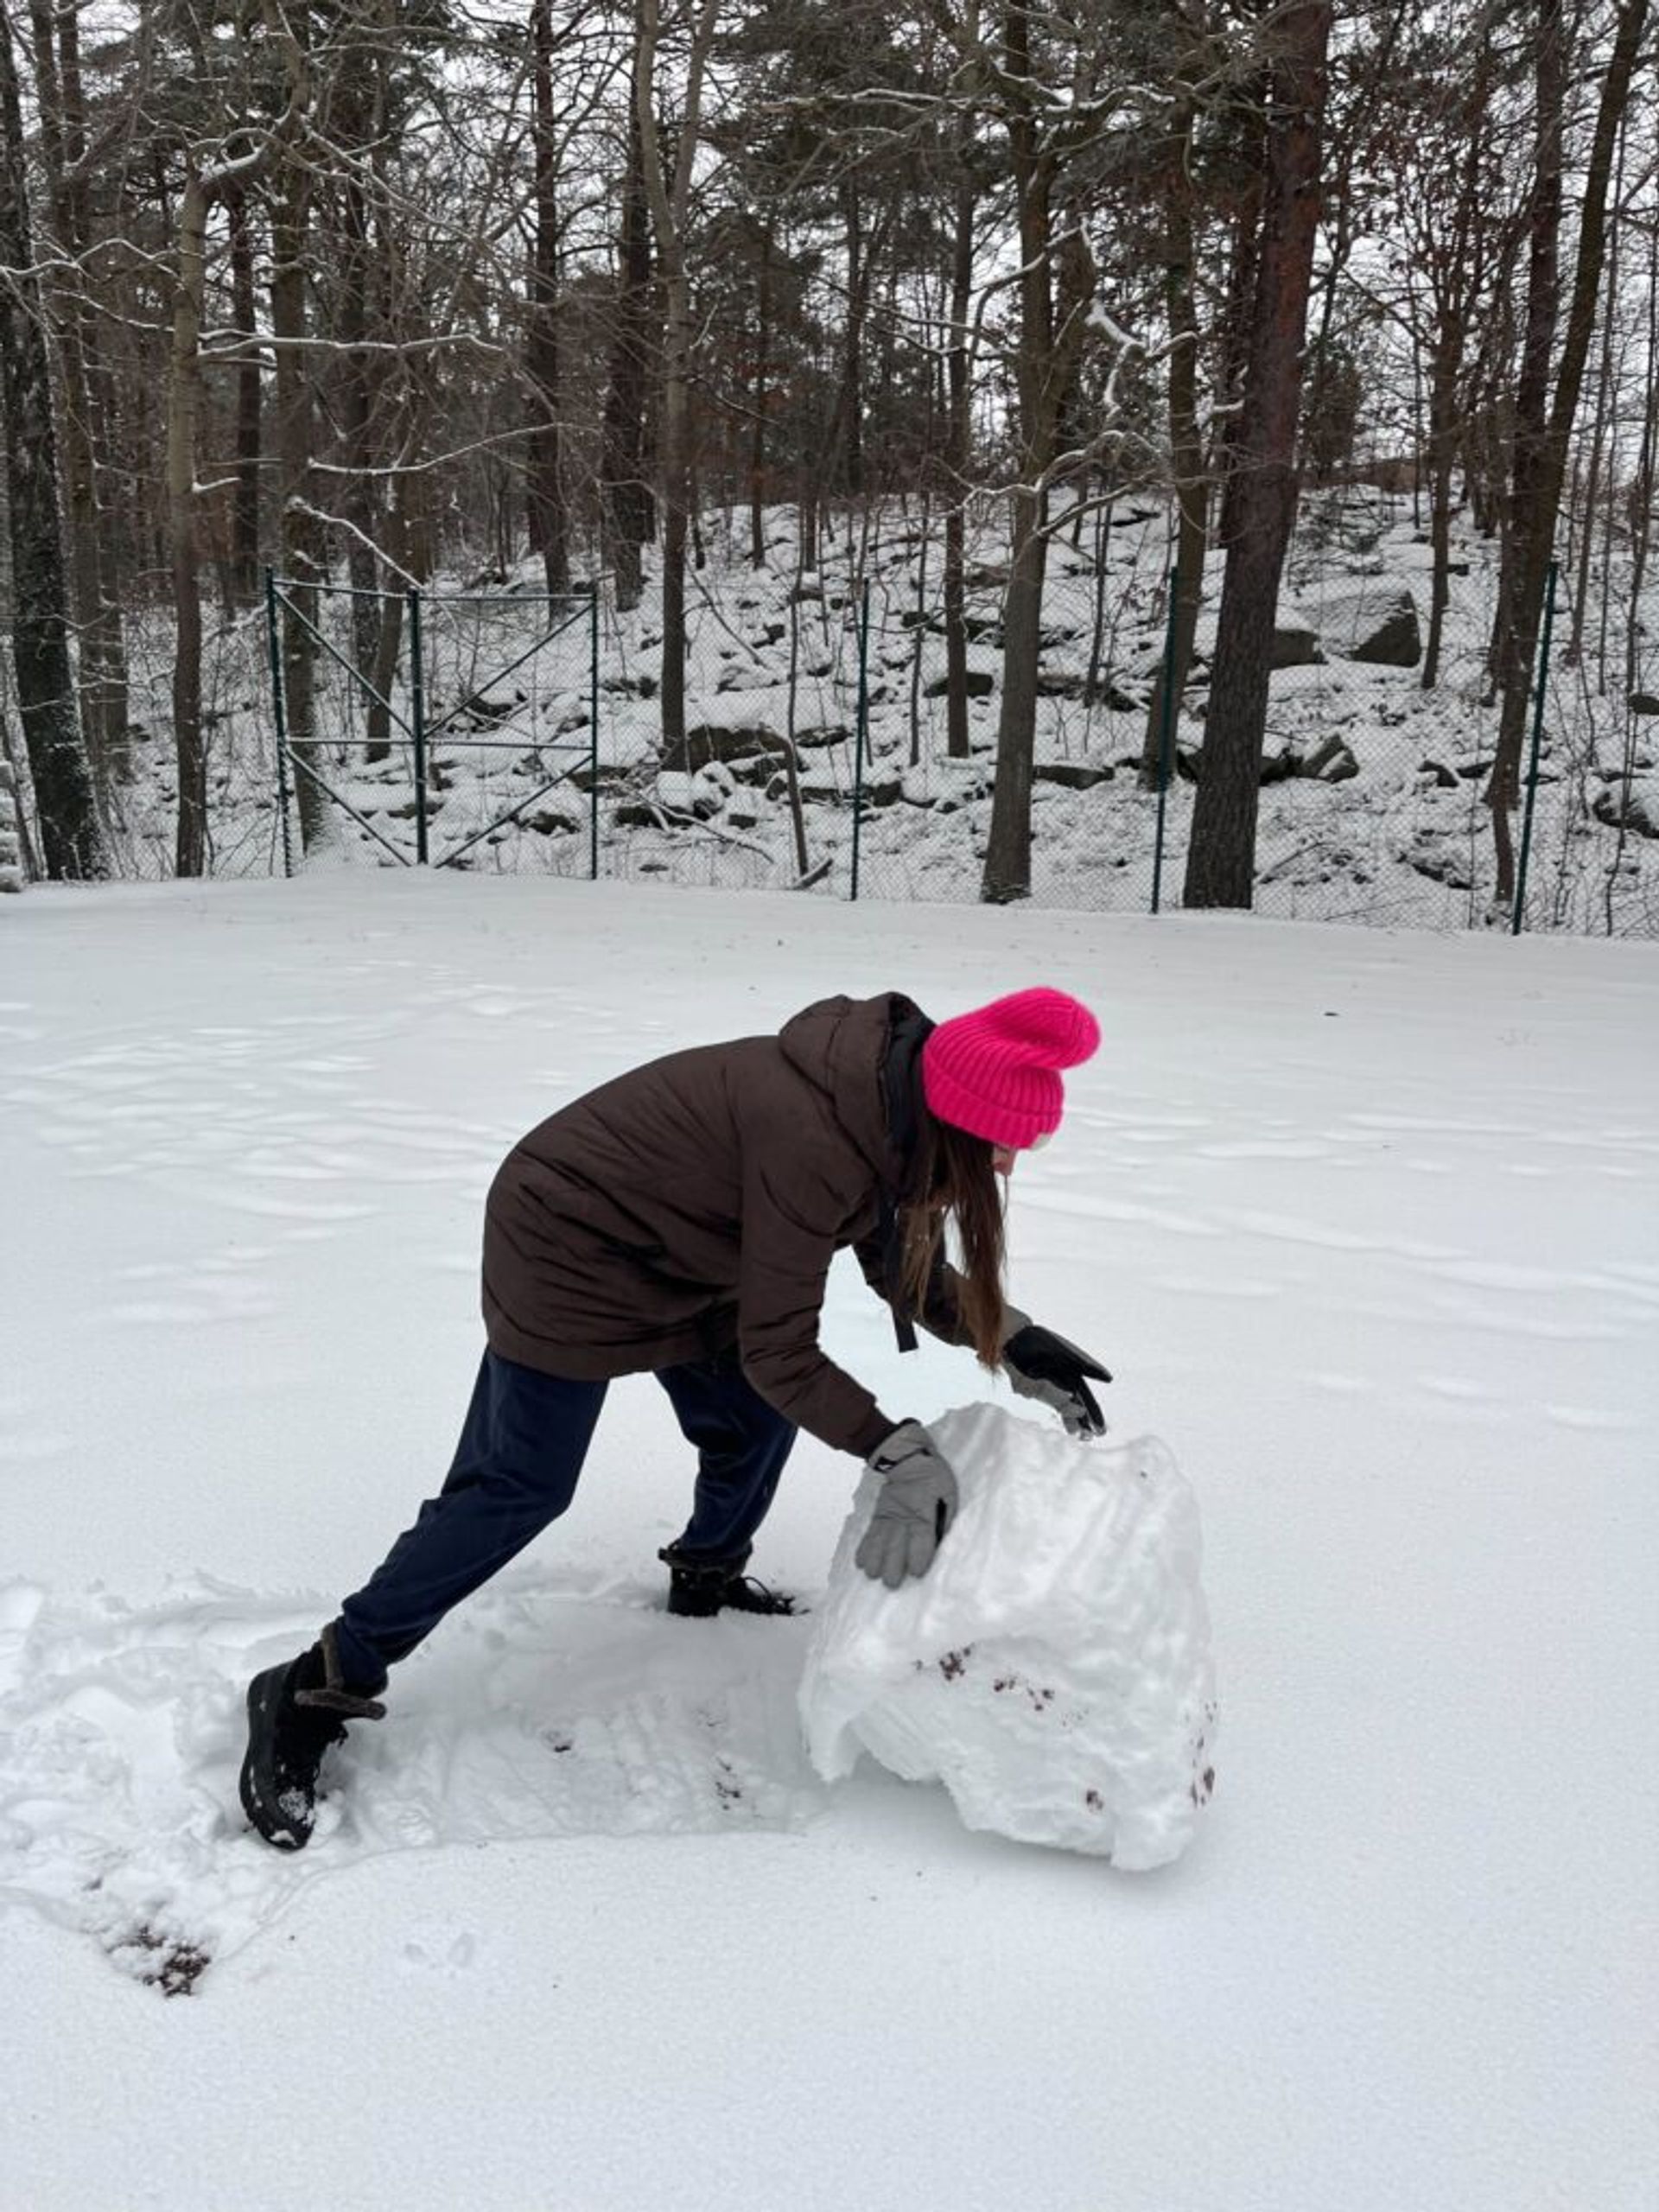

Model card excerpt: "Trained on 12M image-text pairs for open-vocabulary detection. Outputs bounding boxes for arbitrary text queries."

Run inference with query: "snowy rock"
[1592,780,1659,839]
[1314,582,1421,667]
[661,724,779,772]
[925,669,995,699]
[1298,734,1361,783]
[523,802,583,837]
[654,772,723,820]
[715,664,784,695]
[799,1403,1217,1870]
[1090,672,1150,711]
[1272,622,1325,669]
[1629,691,1659,718]
[1033,760,1113,791]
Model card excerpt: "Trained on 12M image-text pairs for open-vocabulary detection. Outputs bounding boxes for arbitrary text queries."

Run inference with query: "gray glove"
[855,1420,959,1589]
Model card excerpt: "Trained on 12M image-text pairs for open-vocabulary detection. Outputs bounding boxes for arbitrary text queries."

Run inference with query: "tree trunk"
[601,103,653,613]
[271,165,329,853]
[1184,3,1332,911]
[836,175,864,499]
[980,3,1094,903]
[1141,92,1207,779]
[339,171,383,677]
[982,486,1046,900]
[748,226,772,570]
[27,0,127,796]
[943,160,975,760]
[527,0,570,596]
[0,4,105,879]
[1484,0,1649,906]
[168,168,210,878]
[1488,0,1565,839]
[227,182,263,605]
[634,0,718,753]
[1421,334,1460,689]
[1213,83,1268,551]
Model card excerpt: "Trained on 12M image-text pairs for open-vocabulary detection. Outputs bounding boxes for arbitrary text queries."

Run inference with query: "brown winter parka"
[482,992,970,1457]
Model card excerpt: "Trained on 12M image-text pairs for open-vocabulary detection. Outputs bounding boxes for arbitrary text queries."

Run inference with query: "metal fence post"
[850,575,869,900]
[1511,558,1558,938]
[408,586,429,866]
[265,568,294,878]
[1151,565,1180,914]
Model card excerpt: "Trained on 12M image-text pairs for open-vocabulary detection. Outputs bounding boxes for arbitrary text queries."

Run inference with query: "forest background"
[0,0,1656,926]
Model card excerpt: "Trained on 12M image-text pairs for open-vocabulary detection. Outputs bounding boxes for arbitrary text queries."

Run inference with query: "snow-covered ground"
[3,872,1656,2210]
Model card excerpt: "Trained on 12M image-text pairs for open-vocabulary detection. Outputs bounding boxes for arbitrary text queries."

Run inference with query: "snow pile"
[799,1403,1217,1869]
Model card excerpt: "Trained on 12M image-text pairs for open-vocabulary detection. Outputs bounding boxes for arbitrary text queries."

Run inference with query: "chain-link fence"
[632,489,1657,936]
[266,575,599,875]
[7,489,1652,931]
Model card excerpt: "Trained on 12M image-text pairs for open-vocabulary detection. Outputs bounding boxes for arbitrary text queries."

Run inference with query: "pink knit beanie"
[921,987,1100,1150]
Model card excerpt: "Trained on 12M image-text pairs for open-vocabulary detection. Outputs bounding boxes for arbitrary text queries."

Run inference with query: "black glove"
[1001,1316,1112,1439]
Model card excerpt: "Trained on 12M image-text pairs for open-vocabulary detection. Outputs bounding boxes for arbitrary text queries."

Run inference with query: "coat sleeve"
[737,1145,898,1458]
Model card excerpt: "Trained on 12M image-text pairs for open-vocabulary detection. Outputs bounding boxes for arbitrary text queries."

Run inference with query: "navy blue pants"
[332,1347,798,1689]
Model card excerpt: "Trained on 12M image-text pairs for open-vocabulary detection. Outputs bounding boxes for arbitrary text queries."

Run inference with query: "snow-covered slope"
[73,489,1659,935]
[3,873,1656,2209]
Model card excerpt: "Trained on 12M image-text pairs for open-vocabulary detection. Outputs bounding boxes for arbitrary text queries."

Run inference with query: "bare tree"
[0,0,105,878]
[601,100,655,613]
[1184,1,1333,910]
[1484,0,1651,911]
[633,0,721,749]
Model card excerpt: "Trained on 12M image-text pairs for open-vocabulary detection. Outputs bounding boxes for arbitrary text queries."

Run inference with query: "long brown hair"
[897,1115,1008,1368]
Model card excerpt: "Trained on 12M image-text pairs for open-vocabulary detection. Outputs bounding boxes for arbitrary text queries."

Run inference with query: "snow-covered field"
[3,872,1656,2209]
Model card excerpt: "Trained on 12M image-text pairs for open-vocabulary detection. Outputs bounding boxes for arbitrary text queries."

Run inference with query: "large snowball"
[799,1403,1217,1869]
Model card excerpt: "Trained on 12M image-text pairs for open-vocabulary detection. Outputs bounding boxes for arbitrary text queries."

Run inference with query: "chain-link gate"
[265,573,599,875]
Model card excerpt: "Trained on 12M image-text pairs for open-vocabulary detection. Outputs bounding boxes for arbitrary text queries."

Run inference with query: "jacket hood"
[778,993,924,1183]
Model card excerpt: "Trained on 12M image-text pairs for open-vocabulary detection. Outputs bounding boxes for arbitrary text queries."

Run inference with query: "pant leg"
[333,1349,607,1686]
[654,1351,798,1569]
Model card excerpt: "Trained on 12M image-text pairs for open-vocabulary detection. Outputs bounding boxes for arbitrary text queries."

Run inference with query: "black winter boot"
[659,1547,799,1618]
[238,1625,386,1850]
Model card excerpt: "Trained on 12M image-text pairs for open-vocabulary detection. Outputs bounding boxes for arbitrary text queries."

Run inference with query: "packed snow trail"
[0,1571,824,1991]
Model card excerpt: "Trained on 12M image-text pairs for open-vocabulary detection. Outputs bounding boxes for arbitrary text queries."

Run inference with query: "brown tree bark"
[1184,3,1332,910]
[1484,0,1649,906]
[943,157,975,761]
[1141,88,1207,779]
[981,3,1096,903]
[26,0,128,791]
[748,225,772,571]
[527,0,570,596]
[168,167,210,878]
[601,102,654,613]
[0,3,105,878]
[635,0,720,752]
[272,164,329,853]
[226,181,263,606]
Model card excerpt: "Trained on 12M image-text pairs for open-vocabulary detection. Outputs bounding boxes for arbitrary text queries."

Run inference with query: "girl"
[241,985,1109,1847]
